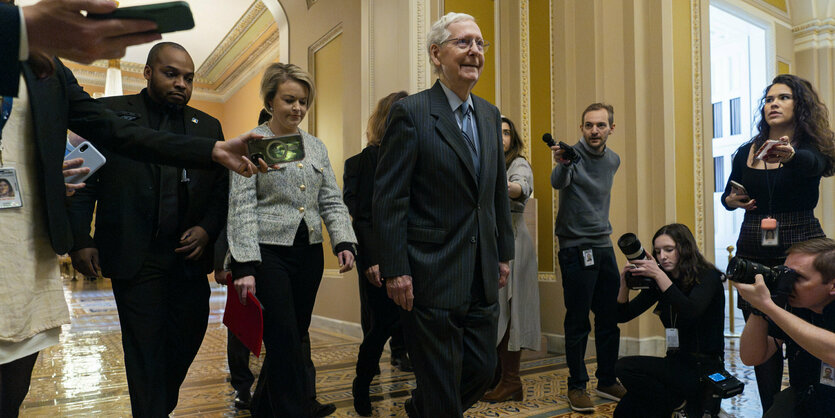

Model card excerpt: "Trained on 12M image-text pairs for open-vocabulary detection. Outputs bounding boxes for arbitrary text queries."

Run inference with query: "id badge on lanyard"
[761,217,779,247]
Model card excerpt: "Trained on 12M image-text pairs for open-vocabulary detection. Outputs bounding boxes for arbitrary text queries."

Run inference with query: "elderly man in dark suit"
[67,42,227,417]
[373,12,514,418]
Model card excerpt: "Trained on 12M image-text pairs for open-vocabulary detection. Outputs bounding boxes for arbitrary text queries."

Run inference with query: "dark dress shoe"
[310,399,336,417]
[352,377,372,416]
[391,354,413,372]
[234,390,252,409]
[404,398,418,418]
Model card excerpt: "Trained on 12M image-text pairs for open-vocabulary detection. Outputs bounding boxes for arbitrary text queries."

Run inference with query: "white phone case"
[64,141,107,184]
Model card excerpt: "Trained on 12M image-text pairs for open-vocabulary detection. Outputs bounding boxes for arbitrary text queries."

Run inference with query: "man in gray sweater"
[551,103,625,412]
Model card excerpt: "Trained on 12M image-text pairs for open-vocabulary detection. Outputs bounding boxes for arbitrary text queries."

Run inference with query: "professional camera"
[617,233,656,290]
[726,257,797,307]
[542,133,580,164]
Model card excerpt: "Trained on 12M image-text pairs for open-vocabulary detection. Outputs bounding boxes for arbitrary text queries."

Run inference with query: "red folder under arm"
[223,286,264,357]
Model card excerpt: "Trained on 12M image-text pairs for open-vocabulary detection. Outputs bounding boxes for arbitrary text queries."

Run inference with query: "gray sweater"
[551,137,620,248]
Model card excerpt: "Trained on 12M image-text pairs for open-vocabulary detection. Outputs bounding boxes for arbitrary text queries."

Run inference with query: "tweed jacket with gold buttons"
[228,124,357,264]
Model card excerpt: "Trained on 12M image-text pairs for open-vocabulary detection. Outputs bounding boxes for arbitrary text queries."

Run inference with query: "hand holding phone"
[64,142,106,184]
[729,180,747,196]
[87,1,195,34]
[247,134,305,166]
[755,138,788,160]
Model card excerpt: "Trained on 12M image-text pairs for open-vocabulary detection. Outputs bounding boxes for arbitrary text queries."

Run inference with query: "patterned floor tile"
[19,277,784,417]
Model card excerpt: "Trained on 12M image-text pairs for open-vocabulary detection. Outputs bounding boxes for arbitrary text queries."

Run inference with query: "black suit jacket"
[2,56,216,255]
[1,4,22,97]
[343,145,380,270]
[67,93,228,279]
[373,81,514,310]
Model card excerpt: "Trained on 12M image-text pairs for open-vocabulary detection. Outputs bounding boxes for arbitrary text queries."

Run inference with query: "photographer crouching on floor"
[613,224,728,417]
[736,238,835,416]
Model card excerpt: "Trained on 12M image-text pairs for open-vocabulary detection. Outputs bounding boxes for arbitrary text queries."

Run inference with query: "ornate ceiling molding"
[197,0,271,83]
[793,18,835,51]
[67,0,277,103]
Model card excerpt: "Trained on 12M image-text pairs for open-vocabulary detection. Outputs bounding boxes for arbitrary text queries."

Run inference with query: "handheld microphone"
[543,133,580,164]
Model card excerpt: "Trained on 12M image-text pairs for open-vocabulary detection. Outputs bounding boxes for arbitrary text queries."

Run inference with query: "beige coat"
[497,157,541,351]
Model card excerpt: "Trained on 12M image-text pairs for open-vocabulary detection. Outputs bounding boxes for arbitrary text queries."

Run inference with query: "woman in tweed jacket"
[228,63,357,417]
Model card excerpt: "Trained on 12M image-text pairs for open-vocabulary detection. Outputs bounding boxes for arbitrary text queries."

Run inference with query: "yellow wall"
[529,0,553,274]
[313,33,345,272]
[443,0,496,104]
[673,0,695,230]
[219,70,266,139]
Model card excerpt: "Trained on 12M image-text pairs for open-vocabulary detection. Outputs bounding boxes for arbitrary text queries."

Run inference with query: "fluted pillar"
[790,0,835,237]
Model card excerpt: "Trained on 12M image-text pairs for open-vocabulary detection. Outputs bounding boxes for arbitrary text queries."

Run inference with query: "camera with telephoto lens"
[542,133,580,164]
[726,257,797,308]
[617,233,657,290]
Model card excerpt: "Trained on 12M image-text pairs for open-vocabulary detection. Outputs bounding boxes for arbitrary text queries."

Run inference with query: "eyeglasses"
[441,37,490,53]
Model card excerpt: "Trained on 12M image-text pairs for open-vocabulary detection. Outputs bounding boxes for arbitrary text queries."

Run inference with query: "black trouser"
[558,246,620,390]
[249,242,323,417]
[764,387,797,418]
[359,268,407,359]
[227,329,254,394]
[111,250,210,417]
[0,352,39,418]
[355,262,407,383]
[614,354,721,418]
[401,263,498,418]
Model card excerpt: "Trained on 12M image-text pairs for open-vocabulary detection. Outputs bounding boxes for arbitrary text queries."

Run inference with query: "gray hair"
[426,12,476,75]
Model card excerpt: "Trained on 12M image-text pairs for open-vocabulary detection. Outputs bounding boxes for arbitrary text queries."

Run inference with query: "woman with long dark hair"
[721,74,835,410]
[482,116,540,402]
[614,224,725,417]
[343,90,411,416]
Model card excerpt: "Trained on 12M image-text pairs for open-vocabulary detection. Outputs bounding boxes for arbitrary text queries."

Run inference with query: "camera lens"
[617,233,647,261]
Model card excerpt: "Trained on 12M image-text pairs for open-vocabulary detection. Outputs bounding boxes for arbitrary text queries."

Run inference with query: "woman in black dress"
[721,74,835,410]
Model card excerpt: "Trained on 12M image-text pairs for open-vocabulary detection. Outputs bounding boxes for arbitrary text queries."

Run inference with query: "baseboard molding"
[310,315,364,340]
[542,332,667,357]
[309,318,667,357]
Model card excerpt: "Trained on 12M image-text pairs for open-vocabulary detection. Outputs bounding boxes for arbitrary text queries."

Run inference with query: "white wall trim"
[542,332,667,357]
[310,315,364,340]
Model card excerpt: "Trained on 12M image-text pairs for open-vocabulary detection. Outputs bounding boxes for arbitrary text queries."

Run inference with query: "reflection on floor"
[21,278,786,417]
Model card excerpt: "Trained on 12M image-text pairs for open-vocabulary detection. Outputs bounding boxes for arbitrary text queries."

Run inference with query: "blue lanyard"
[0,96,12,140]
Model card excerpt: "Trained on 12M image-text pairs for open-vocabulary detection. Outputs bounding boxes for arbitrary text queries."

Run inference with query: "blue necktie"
[460,105,476,152]
[459,105,480,179]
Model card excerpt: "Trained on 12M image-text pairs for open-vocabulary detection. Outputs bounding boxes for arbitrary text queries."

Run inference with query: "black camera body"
[542,133,580,164]
[726,257,797,307]
[617,233,656,290]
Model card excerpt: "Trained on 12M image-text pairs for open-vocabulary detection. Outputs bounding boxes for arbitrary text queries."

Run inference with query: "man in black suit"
[67,42,227,417]
[373,13,514,418]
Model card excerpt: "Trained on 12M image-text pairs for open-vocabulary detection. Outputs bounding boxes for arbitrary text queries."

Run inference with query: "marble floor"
[20,277,784,417]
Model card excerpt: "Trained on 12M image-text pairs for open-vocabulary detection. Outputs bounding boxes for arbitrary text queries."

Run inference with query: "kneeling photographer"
[736,238,835,416]
[614,224,726,417]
